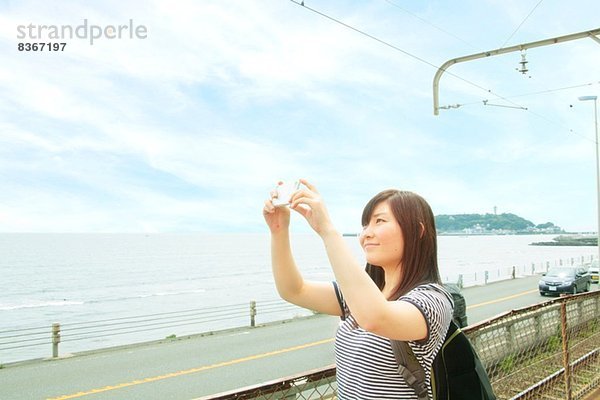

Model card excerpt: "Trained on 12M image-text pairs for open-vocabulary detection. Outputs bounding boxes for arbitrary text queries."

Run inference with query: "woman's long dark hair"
[361,190,441,299]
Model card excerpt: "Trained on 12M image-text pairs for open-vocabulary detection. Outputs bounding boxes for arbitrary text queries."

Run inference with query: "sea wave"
[0,289,209,311]
[137,289,207,298]
[0,300,85,311]
[82,288,209,303]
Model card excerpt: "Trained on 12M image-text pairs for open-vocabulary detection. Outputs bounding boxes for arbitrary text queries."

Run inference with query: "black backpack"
[332,281,494,399]
[391,318,496,400]
[442,283,467,328]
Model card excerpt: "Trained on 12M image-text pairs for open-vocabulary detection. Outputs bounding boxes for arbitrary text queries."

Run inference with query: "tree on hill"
[536,222,556,229]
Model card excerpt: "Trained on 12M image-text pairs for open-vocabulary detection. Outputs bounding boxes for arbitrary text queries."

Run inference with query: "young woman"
[263,179,453,399]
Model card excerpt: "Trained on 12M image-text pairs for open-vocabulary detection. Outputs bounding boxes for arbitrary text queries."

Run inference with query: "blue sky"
[0,0,599,233]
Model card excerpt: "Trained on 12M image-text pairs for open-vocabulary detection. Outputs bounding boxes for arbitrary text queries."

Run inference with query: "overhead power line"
[288,1,599,138]
[459,81,600,106]
[288,0,526,111]
[433,27,600,115]
[383,0,478,50]
[499,0,546,49]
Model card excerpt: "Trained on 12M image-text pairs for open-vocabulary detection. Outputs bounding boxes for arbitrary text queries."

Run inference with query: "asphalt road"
[1,275,597,400]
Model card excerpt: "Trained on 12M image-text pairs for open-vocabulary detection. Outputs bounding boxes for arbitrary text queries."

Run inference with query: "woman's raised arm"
[263,194,342,317]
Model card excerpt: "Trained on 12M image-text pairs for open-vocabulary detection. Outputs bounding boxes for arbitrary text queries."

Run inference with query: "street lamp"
[578,95,599,265]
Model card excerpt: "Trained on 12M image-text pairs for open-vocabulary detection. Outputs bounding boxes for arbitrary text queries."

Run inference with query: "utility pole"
[578,96,600,263]
[433,28,600,115]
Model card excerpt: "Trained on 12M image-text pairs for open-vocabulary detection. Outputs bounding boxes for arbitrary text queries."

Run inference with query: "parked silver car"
[586,260,599,283]
[538,266,591,296]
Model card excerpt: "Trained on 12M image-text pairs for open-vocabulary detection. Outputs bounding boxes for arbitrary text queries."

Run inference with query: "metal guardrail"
[199,290,600,400]
[0,299,309,363]
[450,254,594,288]
[0,255,594,365]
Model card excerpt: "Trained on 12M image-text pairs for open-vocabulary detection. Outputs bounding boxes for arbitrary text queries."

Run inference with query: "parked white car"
[587,260,599,283]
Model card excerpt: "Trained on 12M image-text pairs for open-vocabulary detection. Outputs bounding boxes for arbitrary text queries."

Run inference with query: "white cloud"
[1,0,599,232]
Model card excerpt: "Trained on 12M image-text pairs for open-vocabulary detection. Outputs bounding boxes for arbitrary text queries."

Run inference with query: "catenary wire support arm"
[433,27,600,115]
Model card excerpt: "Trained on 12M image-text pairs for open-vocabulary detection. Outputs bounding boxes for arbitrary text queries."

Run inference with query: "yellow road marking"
[48,288,537,399]
[47,338,334,400]
[466,289,538,309]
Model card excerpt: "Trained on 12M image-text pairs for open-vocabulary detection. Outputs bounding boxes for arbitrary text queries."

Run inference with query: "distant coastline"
[342,232,591,237]
[530,235,598,246]
[435,212,564,236]
[343,213,566,237]
[438,231,562,236]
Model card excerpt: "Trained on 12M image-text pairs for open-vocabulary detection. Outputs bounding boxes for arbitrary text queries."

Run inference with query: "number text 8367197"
[18,42,67,51]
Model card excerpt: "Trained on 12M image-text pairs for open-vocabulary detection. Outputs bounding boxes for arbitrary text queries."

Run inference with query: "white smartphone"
[272,181,300,207]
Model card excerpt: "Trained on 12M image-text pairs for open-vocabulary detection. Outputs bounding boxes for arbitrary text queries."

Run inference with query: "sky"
[0,0,599,234]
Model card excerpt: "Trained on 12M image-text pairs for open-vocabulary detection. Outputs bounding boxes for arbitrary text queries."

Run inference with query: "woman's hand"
[263,187,291,235]
[290,179,336,237]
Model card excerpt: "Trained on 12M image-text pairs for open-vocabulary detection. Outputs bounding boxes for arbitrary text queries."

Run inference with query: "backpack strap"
[390,284,453,400]
[332,281,347,320]
[390,340,429,400]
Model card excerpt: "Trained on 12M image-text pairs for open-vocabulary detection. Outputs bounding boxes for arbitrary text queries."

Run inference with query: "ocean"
[0,233,595,363]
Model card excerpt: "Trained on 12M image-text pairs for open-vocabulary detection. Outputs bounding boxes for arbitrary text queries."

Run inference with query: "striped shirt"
[334,283,453,399]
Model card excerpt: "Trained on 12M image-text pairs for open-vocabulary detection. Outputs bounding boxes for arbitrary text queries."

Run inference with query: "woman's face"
[359,200,404,269]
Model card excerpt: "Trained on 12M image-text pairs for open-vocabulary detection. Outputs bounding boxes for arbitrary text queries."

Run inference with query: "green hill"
[435,213,561,234]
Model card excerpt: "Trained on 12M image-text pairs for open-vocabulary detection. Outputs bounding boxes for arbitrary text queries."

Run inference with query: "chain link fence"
[199,290,599,400]
[196,366,338,400]
[480,290,599,400]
